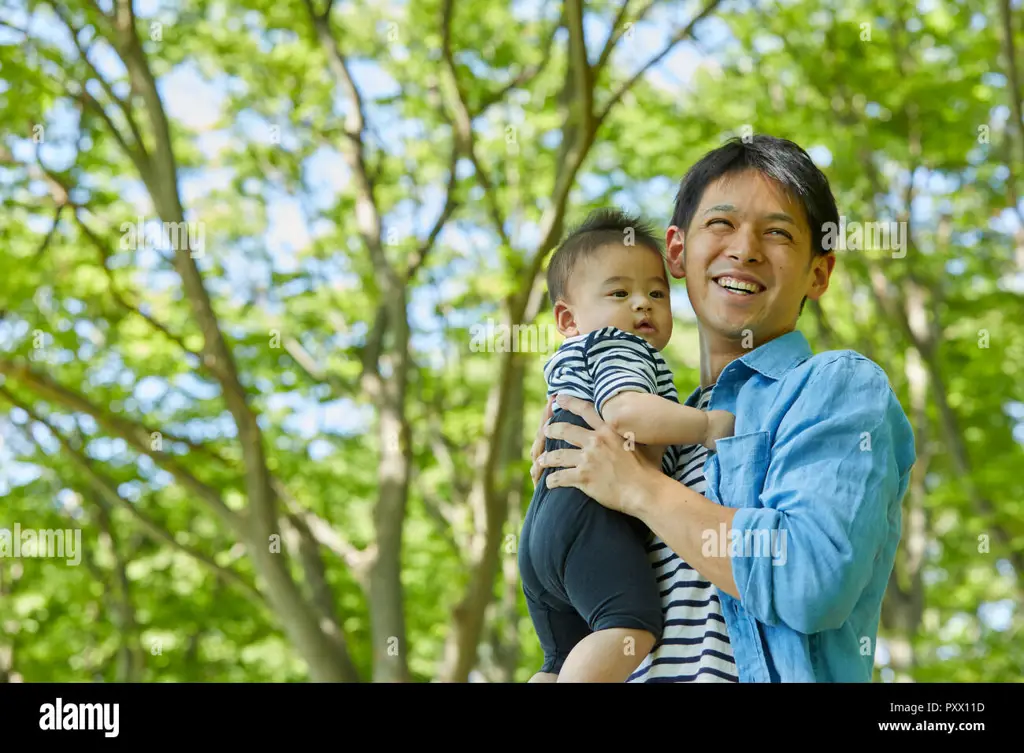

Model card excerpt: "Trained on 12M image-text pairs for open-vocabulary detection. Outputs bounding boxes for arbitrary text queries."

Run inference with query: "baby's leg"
[525,406,661,682]
[557,628,657,683]
[558,488,664,683]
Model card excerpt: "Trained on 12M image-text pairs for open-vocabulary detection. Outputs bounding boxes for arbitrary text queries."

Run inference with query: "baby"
[519,208,735,683]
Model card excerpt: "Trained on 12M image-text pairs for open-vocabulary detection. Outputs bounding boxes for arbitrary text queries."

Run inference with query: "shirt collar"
[682,330,813,406]
[735,329,813,381]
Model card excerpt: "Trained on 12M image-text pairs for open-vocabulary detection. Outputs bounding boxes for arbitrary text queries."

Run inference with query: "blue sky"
[0,0,1020,649]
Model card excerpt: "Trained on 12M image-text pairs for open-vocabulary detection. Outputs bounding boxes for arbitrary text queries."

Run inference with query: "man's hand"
[639,443,668,470]
[535,394,661,517]
[529,394,556,486]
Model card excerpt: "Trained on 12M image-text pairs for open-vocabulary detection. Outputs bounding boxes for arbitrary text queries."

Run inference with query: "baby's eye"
[650,291,665,299]
[610,290,628,298]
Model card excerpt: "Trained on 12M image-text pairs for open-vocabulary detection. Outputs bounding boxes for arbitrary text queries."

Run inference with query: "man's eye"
[768,229,793,240]
[707,218,731,227]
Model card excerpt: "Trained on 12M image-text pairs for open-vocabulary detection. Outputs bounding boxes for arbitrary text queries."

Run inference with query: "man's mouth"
[712,275,766,296]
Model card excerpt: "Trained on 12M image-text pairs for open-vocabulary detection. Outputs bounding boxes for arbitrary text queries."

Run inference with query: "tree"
[1,0,1019,683]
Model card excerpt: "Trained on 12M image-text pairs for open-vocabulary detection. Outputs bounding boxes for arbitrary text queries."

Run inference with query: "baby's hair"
[546,208,664,307]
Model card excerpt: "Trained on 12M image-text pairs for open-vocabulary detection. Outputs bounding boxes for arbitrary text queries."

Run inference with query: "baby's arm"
[584,328,734,451]
[601,391,734,451]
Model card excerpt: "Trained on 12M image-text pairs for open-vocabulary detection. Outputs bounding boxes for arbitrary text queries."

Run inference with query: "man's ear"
[553,301,579,337]
[805,252,836,302]
[665,226,686,279]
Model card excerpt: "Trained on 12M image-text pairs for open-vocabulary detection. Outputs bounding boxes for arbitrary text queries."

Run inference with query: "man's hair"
[670,134,840,259]
[546,208,664,306]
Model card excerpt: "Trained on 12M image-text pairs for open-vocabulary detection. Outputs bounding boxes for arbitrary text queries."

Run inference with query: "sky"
[0,0,1020,651]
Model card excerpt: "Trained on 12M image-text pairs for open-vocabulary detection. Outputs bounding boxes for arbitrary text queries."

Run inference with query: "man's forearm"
[631,468,741,599]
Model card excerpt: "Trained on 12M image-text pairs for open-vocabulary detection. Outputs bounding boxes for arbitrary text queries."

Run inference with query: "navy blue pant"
[518,408,664,674]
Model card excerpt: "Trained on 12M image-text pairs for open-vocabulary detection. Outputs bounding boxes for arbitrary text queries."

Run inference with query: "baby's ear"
[553,301,578,336]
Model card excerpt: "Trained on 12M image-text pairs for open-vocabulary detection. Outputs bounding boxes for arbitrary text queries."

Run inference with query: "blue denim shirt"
[689,329,915,682]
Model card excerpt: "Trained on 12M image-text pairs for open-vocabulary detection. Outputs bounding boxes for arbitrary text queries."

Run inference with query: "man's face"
[554,243,673,351]
[665,169,834,347]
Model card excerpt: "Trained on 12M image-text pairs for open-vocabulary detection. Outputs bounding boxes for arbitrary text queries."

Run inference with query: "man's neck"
[697,326,793,387]
[698,333,747,388]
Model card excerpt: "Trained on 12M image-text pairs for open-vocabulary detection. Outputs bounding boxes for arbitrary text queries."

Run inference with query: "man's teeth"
[716,276,763,294]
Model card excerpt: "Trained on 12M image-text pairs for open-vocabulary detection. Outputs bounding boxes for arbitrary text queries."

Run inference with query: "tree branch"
[282,336,348,396]
[439,0,510,249]
[359,304,387,401]
[998,0,1024,168]
[518,2,727,322]
[275,483,374,590]
[32,203,65,261]
[73,208,204,364]
[476,10,561,111]
[0,360,242,536]
[597,0,722,123]
[76,87,152,196]
[282,510,343,620]
[594,0,659,78]
[405,138,459,282]
[50,2,150,163]
[595,0,633,73]
[303,0,392,287]
[565,0,593,137]
[98,7,283,543]
[0,387,263,603]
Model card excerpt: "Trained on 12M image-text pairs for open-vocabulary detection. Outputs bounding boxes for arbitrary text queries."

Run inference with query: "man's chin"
[702,312,762,343]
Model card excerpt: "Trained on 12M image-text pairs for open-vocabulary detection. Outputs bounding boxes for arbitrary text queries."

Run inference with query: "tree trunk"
[998,0,1024,169]
[0,563,16,683]
[495,369,527,682]
[250,543,361,682]
[364,291,414,682]
[103,6,366,682]
[439,349,526,682]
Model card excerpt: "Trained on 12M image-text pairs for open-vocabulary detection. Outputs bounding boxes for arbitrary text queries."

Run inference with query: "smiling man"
[531,134,916,682]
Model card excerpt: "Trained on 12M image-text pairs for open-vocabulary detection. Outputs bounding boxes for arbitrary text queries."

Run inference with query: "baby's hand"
[704,410,735,452]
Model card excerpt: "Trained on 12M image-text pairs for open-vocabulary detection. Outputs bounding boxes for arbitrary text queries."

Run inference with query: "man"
[530,134,916,682]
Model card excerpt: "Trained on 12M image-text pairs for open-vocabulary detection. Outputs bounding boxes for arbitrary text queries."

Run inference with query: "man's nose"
[727,227,764,263]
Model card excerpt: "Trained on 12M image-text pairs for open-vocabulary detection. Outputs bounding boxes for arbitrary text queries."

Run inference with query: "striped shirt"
[544,326,680,474]
[627,385,739,683]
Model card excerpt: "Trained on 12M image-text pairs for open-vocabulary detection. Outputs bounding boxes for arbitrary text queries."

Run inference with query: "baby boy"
[519,208,734,682]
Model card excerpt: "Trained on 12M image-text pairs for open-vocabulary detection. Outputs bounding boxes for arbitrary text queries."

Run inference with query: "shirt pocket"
[709,430,771,509]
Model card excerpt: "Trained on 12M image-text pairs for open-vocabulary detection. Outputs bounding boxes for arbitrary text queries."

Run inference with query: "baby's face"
[556,243,673,351]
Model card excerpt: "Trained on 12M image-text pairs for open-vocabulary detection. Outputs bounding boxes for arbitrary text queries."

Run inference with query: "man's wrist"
[627,464,670,522]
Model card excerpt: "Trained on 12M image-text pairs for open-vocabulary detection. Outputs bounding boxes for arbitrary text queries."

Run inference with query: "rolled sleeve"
[730,357,908,634]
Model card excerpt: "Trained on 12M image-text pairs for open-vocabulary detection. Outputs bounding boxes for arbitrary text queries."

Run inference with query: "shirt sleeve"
[582,327,664,418]
[728,356,916,634]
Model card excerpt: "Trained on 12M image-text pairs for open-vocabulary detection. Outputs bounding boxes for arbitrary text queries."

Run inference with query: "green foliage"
[0,0,1020,683]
